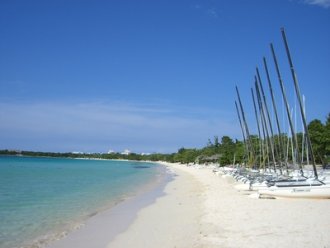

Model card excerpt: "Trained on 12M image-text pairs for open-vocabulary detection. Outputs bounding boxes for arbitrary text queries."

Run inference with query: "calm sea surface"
[0,156,164,248]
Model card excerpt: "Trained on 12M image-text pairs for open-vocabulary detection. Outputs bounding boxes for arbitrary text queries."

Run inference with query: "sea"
[0,156,167,248]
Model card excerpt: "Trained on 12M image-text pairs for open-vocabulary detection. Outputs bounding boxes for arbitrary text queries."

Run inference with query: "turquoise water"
[0,156,163,248]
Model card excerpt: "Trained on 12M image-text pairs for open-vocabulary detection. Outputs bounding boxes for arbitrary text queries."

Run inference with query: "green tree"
[173,148,200,164]
[308,119,326,165]
[234,139,245,165]
[219,136,235,165]
[324,113,330,164]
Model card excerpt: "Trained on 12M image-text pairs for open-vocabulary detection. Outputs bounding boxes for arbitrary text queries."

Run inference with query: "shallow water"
[0,156,163,248]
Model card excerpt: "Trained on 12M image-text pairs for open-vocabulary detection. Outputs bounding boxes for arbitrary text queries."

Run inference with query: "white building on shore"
[121,149,131,155]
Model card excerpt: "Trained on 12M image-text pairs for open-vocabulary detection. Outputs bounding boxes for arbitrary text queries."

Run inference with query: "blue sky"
[0,0,329,153]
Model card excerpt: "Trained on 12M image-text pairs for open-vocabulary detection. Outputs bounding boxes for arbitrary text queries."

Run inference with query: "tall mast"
[303,95,310,165]
[270,43,303,176]
[281,28,318,179]
[235,100,248,165]
[255,80,276,172]
[255,70,278,173]
[251,88,263,169]
[263,57,287,173]
[236,86,255,166]
[256,85,269,171]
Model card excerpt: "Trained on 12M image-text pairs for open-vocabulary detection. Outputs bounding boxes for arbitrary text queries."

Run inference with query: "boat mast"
[235,100,248,166]
[301,95,306,164]
[251,88,263,170]
[255,80,274,172]
[263,57,288,174]
[255,71,277,173]
[281,28,318,179]
[303,95,310,165]
[270,43,303,176]
[236,86,255,166]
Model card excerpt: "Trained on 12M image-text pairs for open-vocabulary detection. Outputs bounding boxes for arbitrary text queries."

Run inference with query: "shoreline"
[107,162,204,248]
[46,162,171,248]
[46,162,330,248]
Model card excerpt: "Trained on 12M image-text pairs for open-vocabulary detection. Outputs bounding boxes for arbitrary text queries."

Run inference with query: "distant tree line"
[308,113,330,165]
[1,114,329,166]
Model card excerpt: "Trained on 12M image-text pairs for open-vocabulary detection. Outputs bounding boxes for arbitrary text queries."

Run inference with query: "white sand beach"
[48,162,330,248]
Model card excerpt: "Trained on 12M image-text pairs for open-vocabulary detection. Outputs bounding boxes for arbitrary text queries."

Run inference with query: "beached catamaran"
[230,28,330,199]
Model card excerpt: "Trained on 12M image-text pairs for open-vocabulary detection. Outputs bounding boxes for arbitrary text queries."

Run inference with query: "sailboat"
[257,28,330,199]
[232,28,330,199]
[258,183,330,199]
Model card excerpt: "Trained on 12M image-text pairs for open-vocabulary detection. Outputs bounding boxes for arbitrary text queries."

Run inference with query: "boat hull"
[259,185,330,199]
[234,183,250,191]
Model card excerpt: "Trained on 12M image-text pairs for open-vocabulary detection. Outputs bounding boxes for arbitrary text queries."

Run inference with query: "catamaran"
[233,28,330,199]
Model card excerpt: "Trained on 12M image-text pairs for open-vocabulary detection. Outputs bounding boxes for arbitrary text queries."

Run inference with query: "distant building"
[72,151,84,154]
[107,149,116,154]
[121,149,131,155]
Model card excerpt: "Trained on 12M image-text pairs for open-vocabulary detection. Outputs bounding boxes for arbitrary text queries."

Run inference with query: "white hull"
[234,183,250,191]
[222,174,236,184]
[235,182,269,191]
[259,184,330,199]
[250,182,269,191]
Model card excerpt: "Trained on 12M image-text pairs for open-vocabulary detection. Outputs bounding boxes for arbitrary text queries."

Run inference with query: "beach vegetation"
[308,114,330,165]
[1,113,329,166]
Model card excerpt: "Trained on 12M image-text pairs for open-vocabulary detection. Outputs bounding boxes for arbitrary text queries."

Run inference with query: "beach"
[48,162,330,248]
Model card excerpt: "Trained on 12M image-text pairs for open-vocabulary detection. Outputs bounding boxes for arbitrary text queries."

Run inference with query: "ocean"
[0,156,166,248]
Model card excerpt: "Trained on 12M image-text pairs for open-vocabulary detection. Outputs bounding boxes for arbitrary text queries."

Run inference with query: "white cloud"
[206,8,219,18]
[191,3,219,19]
[304,0,330,8]
[0,100,239,153]
[193,4,201,9]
